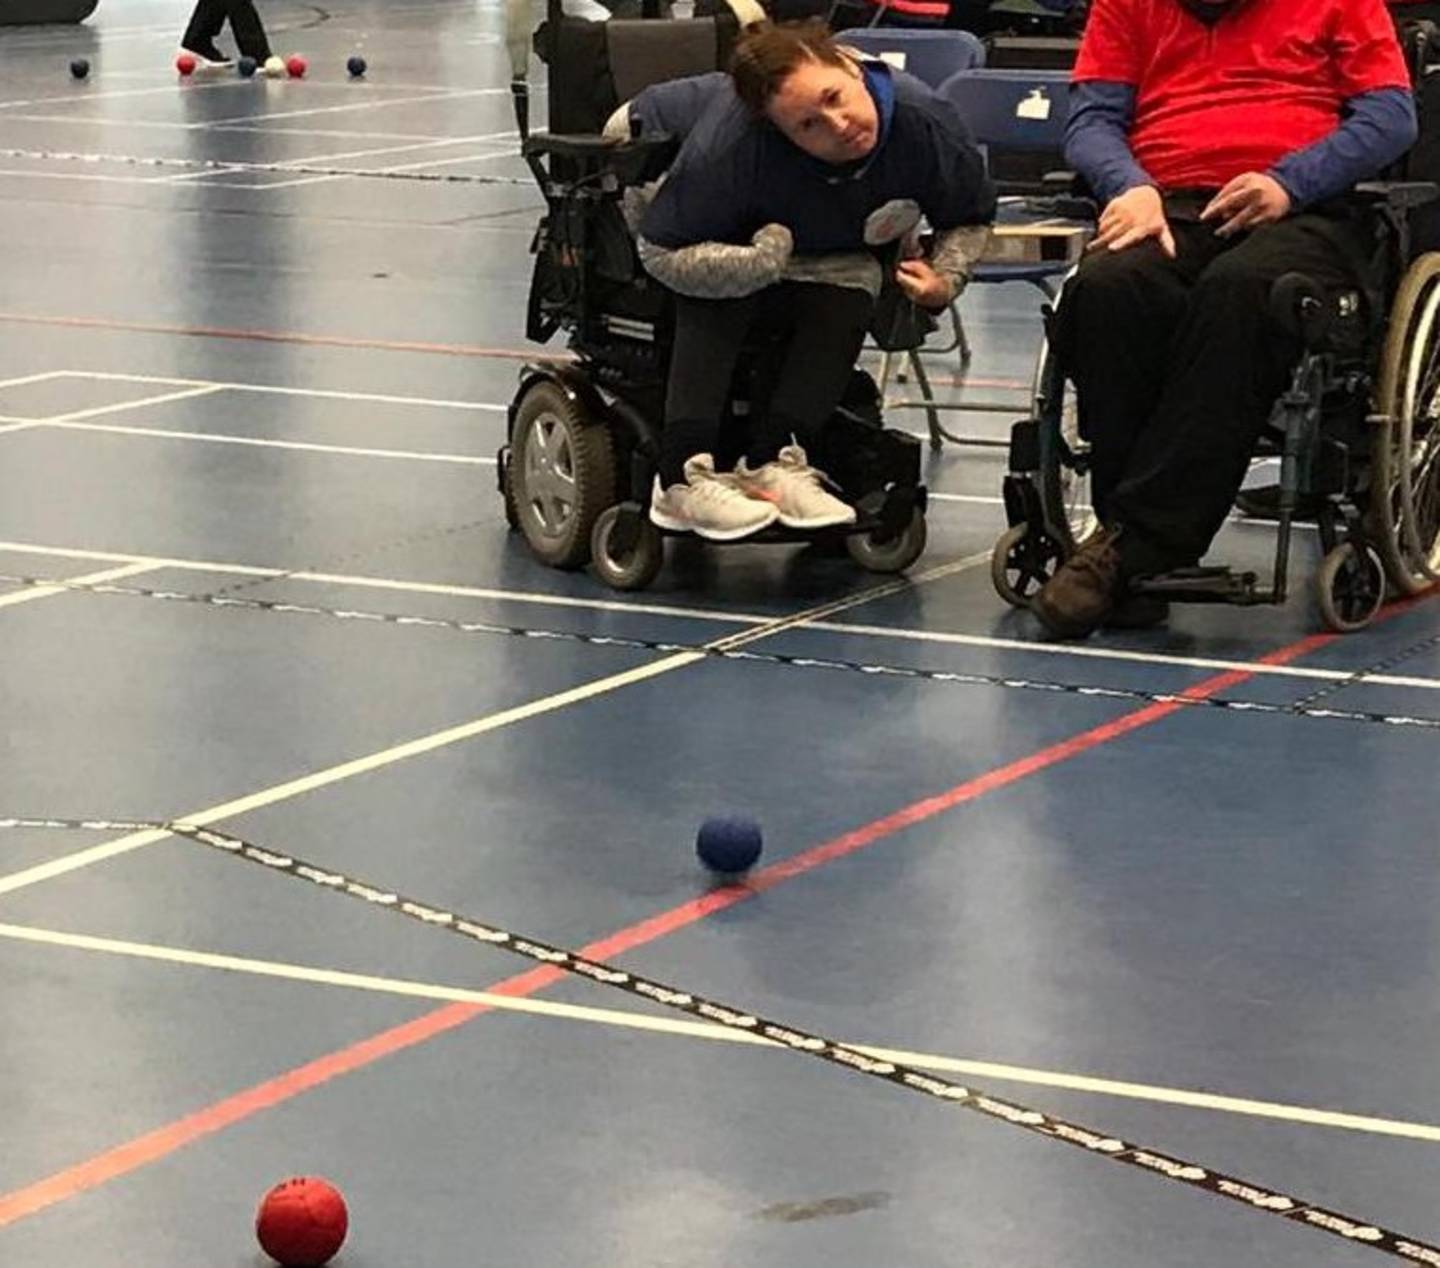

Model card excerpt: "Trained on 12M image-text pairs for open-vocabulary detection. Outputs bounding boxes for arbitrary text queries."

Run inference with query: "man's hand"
[895,258,955,310]
[1201,173,1292,238]
[1088,185,1176,258]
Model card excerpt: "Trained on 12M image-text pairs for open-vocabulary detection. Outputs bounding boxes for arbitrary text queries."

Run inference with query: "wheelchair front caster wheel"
[591,503,664,591]
[1316,541,1385,632]
[846,508,927,574]
[991,522,1062,609]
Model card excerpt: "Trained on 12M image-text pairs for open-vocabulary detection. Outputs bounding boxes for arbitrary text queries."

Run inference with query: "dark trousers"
[1053,201,1374,573]
[183,0,271,59]
[661,282,873,486]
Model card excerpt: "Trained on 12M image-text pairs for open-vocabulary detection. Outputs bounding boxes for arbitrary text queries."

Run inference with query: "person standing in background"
[181,0,285,75]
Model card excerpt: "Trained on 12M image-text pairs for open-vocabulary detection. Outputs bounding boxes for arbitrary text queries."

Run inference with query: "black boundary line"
[0,815,1436,1263]
[5,570,1440,733]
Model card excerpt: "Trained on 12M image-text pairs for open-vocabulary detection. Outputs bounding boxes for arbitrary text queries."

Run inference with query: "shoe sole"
[693,514,779,541]
[648,507,692,534]
[650,504,781,541]
[1030,595,1100,640]
[776,511,858,531]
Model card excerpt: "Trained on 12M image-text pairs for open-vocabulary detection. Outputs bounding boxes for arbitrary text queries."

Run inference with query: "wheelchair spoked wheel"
[509,380,617,569]
[991,522,1064,607]
[1316,541,1386,633]
[590,503,665,591]
[1373,251,1440,592]
[846,507,928,574]
[991,324,1094,608]
[1037,328,1098,555]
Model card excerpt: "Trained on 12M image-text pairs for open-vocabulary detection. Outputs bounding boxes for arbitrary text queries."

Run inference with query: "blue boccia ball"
[347,55,367,78]
[237,55,258,78]
[696,816,763,875]
[69,58,90,81]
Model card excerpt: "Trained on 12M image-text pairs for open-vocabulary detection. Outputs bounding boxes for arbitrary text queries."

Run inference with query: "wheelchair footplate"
[639,483,927,545]
[1132,567,1272,606]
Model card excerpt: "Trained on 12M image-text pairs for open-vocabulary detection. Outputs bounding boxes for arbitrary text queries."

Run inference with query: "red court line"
[0,311,1032,390]
[0,311,550,362]
[0,625,1359,1229]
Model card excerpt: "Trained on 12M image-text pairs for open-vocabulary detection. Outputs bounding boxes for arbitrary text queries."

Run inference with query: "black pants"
[183,0,271,59]
[661,282,874,487]
[1053,200,1374,573]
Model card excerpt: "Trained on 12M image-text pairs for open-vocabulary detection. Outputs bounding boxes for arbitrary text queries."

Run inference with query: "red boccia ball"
[255,1176,348,1267]
[286,54,308,78]
[176,53,197,76]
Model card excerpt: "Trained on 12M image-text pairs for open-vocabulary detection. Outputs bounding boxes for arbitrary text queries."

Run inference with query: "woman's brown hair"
[729,19,851,115]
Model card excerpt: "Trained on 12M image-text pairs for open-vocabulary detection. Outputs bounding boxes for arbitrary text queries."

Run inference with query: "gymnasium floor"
[1,2,1438,1264]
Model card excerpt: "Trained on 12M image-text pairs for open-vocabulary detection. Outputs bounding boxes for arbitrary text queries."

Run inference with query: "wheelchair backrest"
[539,13,741,134]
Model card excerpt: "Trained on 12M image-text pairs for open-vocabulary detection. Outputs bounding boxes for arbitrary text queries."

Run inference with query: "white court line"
[0,387,224,430]
[0,81,241,112]
[0,370,69,390]
[5,918,1439,1146]
[2,537,1437,692]
[0,117,487,142]
[50,370,508,413]
[254,146,519,191]
[160,134,512,187]
[0,562,159,610]
[0,554,986,898]
[0,539,775,625]
[42,420,493,465]
[203,87,515,129]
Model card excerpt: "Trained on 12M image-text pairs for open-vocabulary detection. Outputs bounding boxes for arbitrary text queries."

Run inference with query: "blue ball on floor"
[238,55,258,78]
[696,816,763,875]
[347,55,367,77]
[69,58,90,80]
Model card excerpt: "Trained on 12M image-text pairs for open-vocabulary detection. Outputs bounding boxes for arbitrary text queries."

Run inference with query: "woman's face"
[765,57,879,165]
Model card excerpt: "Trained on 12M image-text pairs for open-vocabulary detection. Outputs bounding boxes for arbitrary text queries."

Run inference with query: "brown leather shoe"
[1032,526,1125,639]
[1103,593,1170,630]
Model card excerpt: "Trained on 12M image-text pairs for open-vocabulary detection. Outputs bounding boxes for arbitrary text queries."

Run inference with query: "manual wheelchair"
[989,190,1440,634]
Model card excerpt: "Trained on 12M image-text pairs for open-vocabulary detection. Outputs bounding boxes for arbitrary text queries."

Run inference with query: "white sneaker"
[736,443,856,530]
[649,454,778,541]
[262,55,288,78]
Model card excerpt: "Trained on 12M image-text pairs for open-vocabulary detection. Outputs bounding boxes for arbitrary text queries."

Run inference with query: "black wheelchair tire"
[1316,541,1386,633]
[510,380,617,570]
[846,509,927,574]
[591,504,664,591]
[1373,251,1440,593]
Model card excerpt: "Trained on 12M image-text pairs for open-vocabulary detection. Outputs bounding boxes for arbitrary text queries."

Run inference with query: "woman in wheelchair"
[619,19,995,540]
[1028,0,1420,639]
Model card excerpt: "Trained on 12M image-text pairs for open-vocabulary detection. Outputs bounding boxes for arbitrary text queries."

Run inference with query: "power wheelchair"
[990,28,1440,633]
[498,0,930,590]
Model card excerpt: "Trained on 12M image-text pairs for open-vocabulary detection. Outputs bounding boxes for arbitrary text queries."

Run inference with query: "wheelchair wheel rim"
[521,411,578,539]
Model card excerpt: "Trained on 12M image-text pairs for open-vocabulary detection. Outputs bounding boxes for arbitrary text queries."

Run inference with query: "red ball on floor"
[286,54,308,78]
[255,1176,348,1267]
[175,53,197,76]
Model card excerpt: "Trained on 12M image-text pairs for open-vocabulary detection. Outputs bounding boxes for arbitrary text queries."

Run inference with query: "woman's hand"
[1088,185,1176,258]
[895,258,955,310]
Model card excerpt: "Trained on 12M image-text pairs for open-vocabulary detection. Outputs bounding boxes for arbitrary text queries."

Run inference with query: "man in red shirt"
[1031,0,1417,638]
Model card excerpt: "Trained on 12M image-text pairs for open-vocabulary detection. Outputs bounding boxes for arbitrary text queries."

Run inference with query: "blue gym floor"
[1,3,1438,1264]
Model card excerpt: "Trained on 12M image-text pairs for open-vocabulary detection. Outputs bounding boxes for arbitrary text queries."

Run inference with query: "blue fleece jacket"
[630,62,995,254]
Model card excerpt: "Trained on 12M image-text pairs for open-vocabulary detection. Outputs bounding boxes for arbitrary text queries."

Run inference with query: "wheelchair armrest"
[522,131,680,183]
[1352,180,1440,212]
